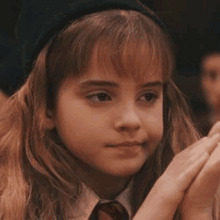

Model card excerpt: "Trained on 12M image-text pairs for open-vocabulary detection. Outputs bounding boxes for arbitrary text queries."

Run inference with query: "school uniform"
[68,180,133,220]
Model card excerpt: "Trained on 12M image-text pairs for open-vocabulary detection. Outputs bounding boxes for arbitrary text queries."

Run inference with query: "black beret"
[0,0,165,95]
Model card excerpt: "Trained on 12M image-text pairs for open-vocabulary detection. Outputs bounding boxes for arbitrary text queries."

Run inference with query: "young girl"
[1,0,220,219]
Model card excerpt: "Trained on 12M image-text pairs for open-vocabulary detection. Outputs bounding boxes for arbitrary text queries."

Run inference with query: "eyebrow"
[79,80,119,88]
[78,80,163,89]
[139,81,163,88]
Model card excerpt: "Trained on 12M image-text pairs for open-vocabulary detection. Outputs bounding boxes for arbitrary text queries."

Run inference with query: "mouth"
[106,141,148,158]
[107,141,146,148]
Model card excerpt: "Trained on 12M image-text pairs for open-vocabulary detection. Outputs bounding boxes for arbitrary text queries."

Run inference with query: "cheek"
[142,103,164,146]
[202,80,214,95]
[201,81,213,99]
[202,81,220,105]
[54,100,109,146]
[149,112,163,142]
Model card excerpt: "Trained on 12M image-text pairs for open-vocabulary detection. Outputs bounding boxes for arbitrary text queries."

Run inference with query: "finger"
[161,150,209,196]
[189,133,220,155]
[186,136,208,152]
[203,142,220,177]
[177,151,209,186]
[159,134,220,203]
[208,121,220,137]
[164,136,216,186]
[204,133,220,154]
[179,134,220,186]
[182,143,220,206]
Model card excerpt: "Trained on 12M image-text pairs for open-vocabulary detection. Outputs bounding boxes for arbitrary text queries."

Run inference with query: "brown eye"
[139,92,158,103]
[87,92,112,102]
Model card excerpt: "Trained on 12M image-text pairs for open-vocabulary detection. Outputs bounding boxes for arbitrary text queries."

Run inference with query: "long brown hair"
[0,9,205,220]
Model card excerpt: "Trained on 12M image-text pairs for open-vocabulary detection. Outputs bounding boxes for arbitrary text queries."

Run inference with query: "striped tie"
[90,201,129,220]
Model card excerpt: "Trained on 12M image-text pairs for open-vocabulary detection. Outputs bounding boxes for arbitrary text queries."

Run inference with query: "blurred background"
[0,0,220,129]
[152,0,220,121]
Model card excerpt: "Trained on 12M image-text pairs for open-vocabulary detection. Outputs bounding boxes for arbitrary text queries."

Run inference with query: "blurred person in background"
[199,51,220,135]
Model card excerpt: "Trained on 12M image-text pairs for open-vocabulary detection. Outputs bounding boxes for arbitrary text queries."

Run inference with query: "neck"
[76,160,131,200]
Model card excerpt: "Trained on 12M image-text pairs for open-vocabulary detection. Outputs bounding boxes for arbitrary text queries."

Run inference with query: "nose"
[114,104,141,133]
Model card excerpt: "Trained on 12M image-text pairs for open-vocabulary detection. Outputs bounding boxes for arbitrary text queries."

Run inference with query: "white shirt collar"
[68,179,133,220]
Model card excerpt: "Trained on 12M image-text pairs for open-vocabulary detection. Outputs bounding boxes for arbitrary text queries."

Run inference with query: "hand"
[179,122,220,220]
[208,121,220,137]
[132,133,220,220]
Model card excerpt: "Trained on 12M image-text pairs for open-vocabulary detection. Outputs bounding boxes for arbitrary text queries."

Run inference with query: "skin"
[49,55,164,200]
[47,51,220,219]
[133,128,220,220]
[201,53,220,121]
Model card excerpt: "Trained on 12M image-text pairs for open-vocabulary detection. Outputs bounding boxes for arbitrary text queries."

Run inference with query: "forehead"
[202,54,220,70]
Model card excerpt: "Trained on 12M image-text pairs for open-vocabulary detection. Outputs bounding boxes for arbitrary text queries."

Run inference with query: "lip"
[109,141,144,147]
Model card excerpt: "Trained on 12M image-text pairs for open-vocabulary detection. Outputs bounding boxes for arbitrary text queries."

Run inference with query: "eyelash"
[86,92,112,102]
[139,92,159,103]
[86,91,159,104]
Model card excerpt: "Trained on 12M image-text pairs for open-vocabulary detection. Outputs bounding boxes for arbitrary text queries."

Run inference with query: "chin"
[106,163,145,178]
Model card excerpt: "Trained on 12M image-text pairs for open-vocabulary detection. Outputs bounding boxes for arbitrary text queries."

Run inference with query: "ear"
[45,109,55,130]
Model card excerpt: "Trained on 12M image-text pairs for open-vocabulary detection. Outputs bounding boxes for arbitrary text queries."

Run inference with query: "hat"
[0,0,165,95]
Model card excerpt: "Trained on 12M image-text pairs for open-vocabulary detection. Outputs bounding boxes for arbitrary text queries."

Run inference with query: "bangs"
[93,38,163,82]
[47,9,174,103]
[81,9,173,82]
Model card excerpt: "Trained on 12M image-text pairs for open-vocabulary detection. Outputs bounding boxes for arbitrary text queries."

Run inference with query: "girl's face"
[50,54,164,179]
